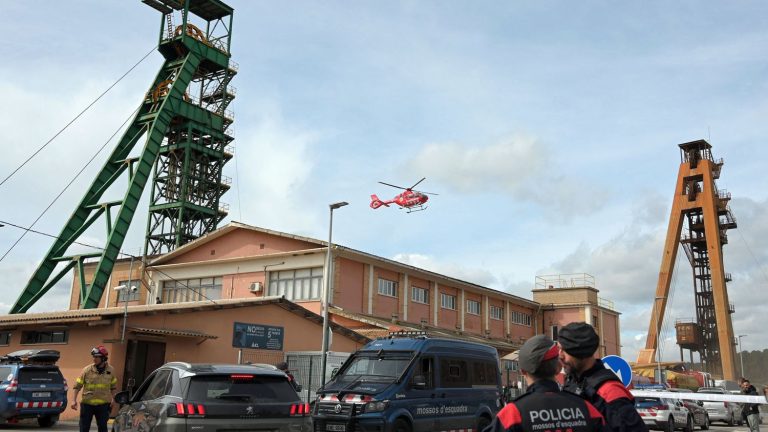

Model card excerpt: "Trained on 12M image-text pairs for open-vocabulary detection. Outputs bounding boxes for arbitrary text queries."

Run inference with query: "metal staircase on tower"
[11,0,236,313]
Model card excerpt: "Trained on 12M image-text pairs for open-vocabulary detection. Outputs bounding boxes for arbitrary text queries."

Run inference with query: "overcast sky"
[1,1,767,364]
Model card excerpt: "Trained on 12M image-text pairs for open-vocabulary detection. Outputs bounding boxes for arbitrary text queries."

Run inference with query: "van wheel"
[38,415,57,428]
[393,418,411,432]
[477,415,491,431]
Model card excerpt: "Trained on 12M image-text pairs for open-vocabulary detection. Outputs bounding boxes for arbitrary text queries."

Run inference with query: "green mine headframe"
[11,0,236,313]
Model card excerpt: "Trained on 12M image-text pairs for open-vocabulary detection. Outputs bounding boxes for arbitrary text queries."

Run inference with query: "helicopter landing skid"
[405,206,427,213]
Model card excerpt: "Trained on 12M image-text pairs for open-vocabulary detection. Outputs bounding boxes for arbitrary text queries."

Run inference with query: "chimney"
[391,313,398,323]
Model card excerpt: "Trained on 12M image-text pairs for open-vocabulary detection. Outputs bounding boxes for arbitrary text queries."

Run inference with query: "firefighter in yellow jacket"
[71,346,118,432]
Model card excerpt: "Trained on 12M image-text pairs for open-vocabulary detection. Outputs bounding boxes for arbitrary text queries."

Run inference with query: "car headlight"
[364,400,389,413]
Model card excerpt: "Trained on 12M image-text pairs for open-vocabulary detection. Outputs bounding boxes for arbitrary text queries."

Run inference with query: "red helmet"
[91,346,109,358]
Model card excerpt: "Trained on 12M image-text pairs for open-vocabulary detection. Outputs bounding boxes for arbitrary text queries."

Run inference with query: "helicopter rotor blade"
[409,177,426,190]
[378,181,407,190]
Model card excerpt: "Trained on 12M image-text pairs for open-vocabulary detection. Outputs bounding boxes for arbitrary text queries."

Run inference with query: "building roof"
[149,221,539,308]
[0,297,370,345]
[330,307,523,353]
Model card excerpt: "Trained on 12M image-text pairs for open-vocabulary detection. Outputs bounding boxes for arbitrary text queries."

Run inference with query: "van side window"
[439,358,469,388]
[412,357,434,389]
[472,361,499,386]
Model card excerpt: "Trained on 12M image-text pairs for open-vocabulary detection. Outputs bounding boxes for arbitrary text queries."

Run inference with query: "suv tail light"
[290,403,310,416]
[171,402,206,417]
[63,378,68,392]
[5,379,17,393]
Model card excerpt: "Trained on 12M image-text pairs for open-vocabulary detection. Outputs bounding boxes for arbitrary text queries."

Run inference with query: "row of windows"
[267,267,323,301]
[378,279,528,323]
[0,330,68,345]
[154,271,532,326]
[162,277,223,303]
[511,310,532,327]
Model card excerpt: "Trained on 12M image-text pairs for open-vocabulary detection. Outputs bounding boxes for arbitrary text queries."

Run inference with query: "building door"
[123,340,166,396]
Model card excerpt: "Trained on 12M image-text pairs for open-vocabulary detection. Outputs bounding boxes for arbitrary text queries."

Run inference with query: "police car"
[0,349,67,427]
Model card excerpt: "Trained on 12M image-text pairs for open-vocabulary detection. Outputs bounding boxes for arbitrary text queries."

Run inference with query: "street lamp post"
[114,284,137,342]
[738,334,748,378]
[320,201,348,387]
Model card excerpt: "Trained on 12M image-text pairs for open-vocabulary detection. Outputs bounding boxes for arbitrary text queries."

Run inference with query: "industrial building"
[0,222,621,420]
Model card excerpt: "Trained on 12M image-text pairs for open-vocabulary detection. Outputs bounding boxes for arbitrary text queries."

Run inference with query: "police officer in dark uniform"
[558,322,647,432]
[485,335,608,432]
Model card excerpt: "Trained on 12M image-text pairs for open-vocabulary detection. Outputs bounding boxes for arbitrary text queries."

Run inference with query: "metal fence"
[287,351,350,403]
[238,349,350,403]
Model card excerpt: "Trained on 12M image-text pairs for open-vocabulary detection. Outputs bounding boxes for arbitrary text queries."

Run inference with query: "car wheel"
[37,415,57,428]
[665,416,676,432]
[393,418,412,432]
[684,415,693,432]
[701,414,709,430]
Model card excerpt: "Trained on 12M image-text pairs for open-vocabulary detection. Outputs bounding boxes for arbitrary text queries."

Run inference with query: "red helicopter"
[370,177,438,213]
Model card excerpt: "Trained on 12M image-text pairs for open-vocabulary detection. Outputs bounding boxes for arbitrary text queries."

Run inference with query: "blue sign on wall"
[602,355,633,387]
[232,322,284,350]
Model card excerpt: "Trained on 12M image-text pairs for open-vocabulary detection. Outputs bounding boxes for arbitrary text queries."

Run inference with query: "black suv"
[0,349,67,427]
[114,362,310,432]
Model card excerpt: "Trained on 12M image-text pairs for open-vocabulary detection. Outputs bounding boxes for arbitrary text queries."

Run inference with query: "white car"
[696,387,742,426]
[635,396,692,432]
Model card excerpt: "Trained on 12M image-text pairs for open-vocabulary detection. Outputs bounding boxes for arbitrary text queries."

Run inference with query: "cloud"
[544,195,768,360]
[404,135,608,216]
[230,103,321,232]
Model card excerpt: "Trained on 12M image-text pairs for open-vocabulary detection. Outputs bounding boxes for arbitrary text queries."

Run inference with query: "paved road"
[0,420,762,431]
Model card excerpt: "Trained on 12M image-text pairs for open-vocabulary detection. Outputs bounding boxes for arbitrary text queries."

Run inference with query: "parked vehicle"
[312,334,502,432]
[0,349,67,427]
[696,387,742,426]
[635,395,690,431]
[113,362,310,432]
[666,389,710,431]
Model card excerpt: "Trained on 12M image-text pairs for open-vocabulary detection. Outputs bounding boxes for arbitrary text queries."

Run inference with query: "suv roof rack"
[0,349,61,365]
[384,330,428,339]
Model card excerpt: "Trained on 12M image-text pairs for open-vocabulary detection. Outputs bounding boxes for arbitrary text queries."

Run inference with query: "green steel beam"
[12,1,234,312]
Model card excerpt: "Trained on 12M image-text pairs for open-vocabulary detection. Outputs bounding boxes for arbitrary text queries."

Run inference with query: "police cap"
[557,322,599,358]
[518,335,560,374]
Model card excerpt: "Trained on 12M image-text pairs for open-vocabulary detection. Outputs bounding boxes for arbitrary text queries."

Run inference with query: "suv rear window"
[186,375,299,403]
[18,368,64,384]
[635,397,662,408]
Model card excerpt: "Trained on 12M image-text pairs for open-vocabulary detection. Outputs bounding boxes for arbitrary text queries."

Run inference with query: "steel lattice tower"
[637,140,738,380]
[11,0,235,312]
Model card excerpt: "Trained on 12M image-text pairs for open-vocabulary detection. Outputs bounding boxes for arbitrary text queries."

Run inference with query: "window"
[188,374,299,403]
[439,358,469,388]
[466,300,481,315]
[117,280,140,302]
[268,267,323,300]
[411,286,429,304]
[21,330,68,344]
[162,277,223,303]
[377,278,398,297]
[0,332,10,345]
[139,369,172,401]
[440,293,456,310]
[490,305,504,320]
[511,310,532,327]
[471,361,499,386]
[411,357,434,389]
